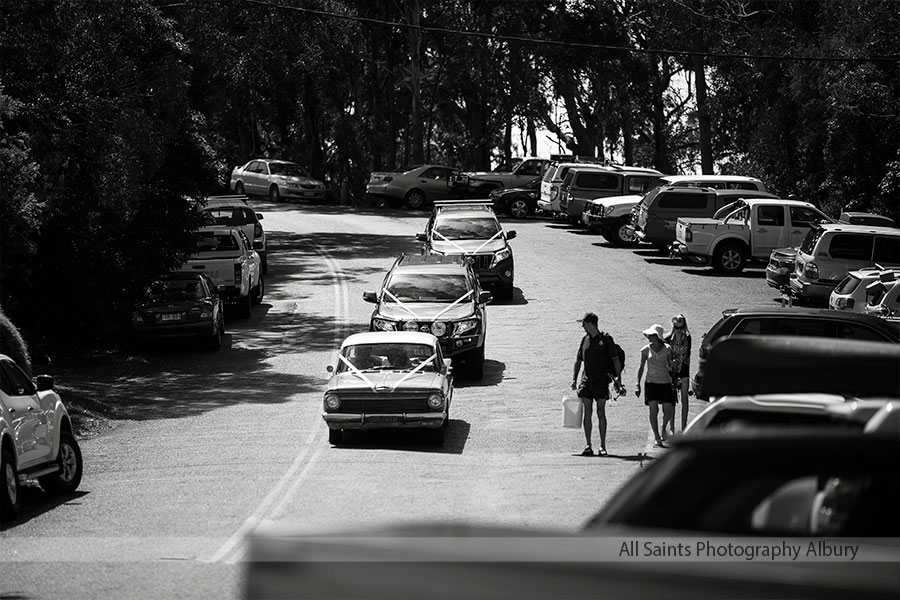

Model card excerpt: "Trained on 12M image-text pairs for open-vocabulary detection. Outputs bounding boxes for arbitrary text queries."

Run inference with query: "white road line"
[206,244,348,564]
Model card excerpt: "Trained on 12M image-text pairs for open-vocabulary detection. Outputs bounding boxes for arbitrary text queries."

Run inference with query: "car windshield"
[338,342,436,372]
[385,274,471,302]
[434,217,500,240]
[143,278,203,300]
[269,163,308,177]
[202,208,254,226]
[193,233,240,253]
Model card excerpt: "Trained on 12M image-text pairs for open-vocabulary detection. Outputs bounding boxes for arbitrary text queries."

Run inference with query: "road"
[2,201,780,599]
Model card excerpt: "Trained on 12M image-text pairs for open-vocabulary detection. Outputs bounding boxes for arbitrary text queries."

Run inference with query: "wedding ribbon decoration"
[390,353,438,390]
[432,289,473,320]
[383,289,422,320]
[338,354,377,392]
[431,227,503,258]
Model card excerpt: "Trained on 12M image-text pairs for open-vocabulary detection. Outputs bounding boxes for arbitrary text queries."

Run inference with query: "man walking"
[572,312,623,456]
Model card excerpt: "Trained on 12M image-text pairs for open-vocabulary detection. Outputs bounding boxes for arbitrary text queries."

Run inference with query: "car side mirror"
[256,213,263,220]
[363,291,378,303]
[443,358,453,374]
[35,374,54,392]
[478,291,493,304]
[415,232,427,242]
[506,230,517,240]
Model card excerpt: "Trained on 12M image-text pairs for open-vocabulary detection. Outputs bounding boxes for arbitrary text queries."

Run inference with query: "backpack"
[602,332,625,375]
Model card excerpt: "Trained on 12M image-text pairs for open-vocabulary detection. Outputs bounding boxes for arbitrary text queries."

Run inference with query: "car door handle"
[757,228,768,232]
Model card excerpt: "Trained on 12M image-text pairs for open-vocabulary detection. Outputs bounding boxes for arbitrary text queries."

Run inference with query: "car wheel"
[38,431,83,495]
[405,189,426,210]
[260,252,268,275]
[235,182,245,196]
[208,314,224,351]
[251,275,265,306]
[269,185,281,203]
[328,428,343,445]
[1,446,20,520]
[604,222,637,247]
[508,198,530,219]
[238,292,252,318]
[712,242,747,273]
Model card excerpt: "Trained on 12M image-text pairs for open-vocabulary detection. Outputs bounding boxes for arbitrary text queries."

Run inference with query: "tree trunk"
[693,52,713,174]
[407,0,424,165]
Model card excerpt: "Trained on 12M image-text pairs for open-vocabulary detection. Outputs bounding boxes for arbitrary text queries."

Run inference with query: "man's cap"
[642,324,665,339]
[578,312,599,325]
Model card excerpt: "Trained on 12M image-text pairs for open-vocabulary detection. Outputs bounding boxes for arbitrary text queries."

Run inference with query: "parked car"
[829,267,899,311]
[840,211,897,227]
[863,276,900,322]
[692,307,900,400]
[791,223,900,302]
[450,157,550,198]
[363,254,492,379]
[198,195,268,273]
[416,200,516,300]
[537,157,606,214]
[765,246,800,291]
[366,164,464,210]
[176,226,263,318]
[559,165,662,225]
[632,187,778,251]
[672,198,834,274]
[1,353,83,521]
[131,272,226,351]
[229,159,326,203]
[488,178,541,218]
[322,331,453,445]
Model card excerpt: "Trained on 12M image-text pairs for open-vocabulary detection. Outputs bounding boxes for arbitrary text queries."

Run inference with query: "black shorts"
[577,382,609,402]
[644,382,675,405]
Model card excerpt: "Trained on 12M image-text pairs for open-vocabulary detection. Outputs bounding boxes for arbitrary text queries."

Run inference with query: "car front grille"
[469,254,493,270]
[336,392,431,414]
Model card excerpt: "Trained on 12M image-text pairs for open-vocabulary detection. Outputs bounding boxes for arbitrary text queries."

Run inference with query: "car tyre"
[405,189,426,210]
[269,185,281,203]
[507,198,531,219]
[251,276,265,306]
[712,242,747,273]
[235,182,245,196]
[207,313,224,351]
[38,431,83,495]
[328,428,343,445]
[260,252,268,275]
[1,446,20,521]
[603,222,638,247]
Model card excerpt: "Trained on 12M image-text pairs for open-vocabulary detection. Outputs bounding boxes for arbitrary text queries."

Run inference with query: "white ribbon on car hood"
[337,354,377,392]
[432,289,473,320]
[390,353,438,390]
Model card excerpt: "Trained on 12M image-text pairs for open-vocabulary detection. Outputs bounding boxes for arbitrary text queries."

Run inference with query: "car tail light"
[383,176,393,183]
[685,228,693,242]
[803,262,819,280]
[234,263,242,284]
[550,187,558,200]
[254,223,263,238]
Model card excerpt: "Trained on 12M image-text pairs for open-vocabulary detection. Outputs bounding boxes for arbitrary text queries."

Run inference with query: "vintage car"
[692,307,900,400]
[322,331,453,445]
[198,195,268,273]
[229,159,326,203]
[131,272,226,351]
[488,178,541,218]
[364,253,492,379]
[416,200,516,300]
[1,353,83,521]
[365,164,464,210]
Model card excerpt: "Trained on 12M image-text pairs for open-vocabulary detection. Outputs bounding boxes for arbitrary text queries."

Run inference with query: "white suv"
[199,196,268,273]
[1,354,83,521]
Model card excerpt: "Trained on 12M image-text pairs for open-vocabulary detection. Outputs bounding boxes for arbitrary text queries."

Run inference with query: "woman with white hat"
[635,323,675,447]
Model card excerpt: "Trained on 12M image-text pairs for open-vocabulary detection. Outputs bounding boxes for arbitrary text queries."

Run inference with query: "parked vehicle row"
[230,159,326,203]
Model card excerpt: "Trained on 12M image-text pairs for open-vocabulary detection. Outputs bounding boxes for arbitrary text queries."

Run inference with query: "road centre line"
[206,244,349,564]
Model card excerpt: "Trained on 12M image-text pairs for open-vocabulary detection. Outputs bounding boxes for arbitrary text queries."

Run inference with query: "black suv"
[693,307,900,399]
[416,201,516,299]
[363,254,493,379]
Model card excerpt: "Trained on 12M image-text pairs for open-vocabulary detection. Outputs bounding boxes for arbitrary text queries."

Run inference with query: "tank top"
[643,343,672,384]
[578,333,610,386]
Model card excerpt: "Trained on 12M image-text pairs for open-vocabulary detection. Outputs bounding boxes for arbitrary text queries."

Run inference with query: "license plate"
[160,313,183,322]
[367,416,400,424]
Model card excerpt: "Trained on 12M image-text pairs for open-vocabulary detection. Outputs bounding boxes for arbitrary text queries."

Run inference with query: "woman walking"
[665,314,692,432]
[635,324,674,447]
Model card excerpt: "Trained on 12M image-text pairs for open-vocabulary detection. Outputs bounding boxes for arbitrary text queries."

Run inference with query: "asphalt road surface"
[2,200,783,599]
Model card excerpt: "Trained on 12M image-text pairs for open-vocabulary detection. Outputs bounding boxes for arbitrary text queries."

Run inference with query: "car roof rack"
[433,199,495,212]
[205,195,250,204]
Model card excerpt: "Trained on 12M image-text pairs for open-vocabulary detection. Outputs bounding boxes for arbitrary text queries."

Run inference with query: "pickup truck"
[450,157,550,197]
[177,226,264,317]
[670,198,833,274]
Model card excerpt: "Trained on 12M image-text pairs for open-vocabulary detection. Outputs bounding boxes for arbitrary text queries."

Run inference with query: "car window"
[576,172,619,190]
[757,206,785,226]
[829,234,874,261]
[790,206,828,227]
[800,227,825,254]
[834,275,862,294]
[339,342,437,372]
[873,236,900,264]
[0,360,36,396]
[422,167,451,180]
[385,273,471,302]
[247,161,262,173]
[144,278,204,300]
[627,176,656,194]
[657,193,708,209]
[834,323,887,341]
[727,182,762,190]
[434,217,500,240]
[269,163,308,176]
[204,208,255,226]
[195,233,239,252]
[516,160,542,176]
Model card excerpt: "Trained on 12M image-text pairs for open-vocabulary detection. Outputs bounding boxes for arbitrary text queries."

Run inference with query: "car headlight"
[199,302,214,319]
[492,248,511,266]
[431,321,447,337]
[403,321,419,332]
[285,182,300,188]
[455,319,478,335]
[324,393,341,410]
[427,392,444,409]
[373,318,397,331]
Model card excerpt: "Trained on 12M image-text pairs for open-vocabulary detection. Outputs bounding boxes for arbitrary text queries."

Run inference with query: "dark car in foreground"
[693,307,900,399]
[131,272,226,350]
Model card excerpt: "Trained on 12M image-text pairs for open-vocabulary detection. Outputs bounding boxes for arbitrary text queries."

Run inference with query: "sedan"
[131,272,226,350]
[365,164,464,210]
[230,159,326,203]
[489,178,541,218]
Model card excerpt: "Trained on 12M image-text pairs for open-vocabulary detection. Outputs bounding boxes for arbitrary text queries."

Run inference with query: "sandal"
[654,439,666,448]
[580,446,594,456]
[598,448,608,457]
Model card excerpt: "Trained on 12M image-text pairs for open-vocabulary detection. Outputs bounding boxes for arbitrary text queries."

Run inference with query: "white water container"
[562,394,583,428]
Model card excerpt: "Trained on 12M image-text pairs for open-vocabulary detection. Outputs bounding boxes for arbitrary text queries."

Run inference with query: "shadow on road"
[455,359,505,388]
[1,488,89,532]
[330,419,471,455]
[680,268,766,279]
